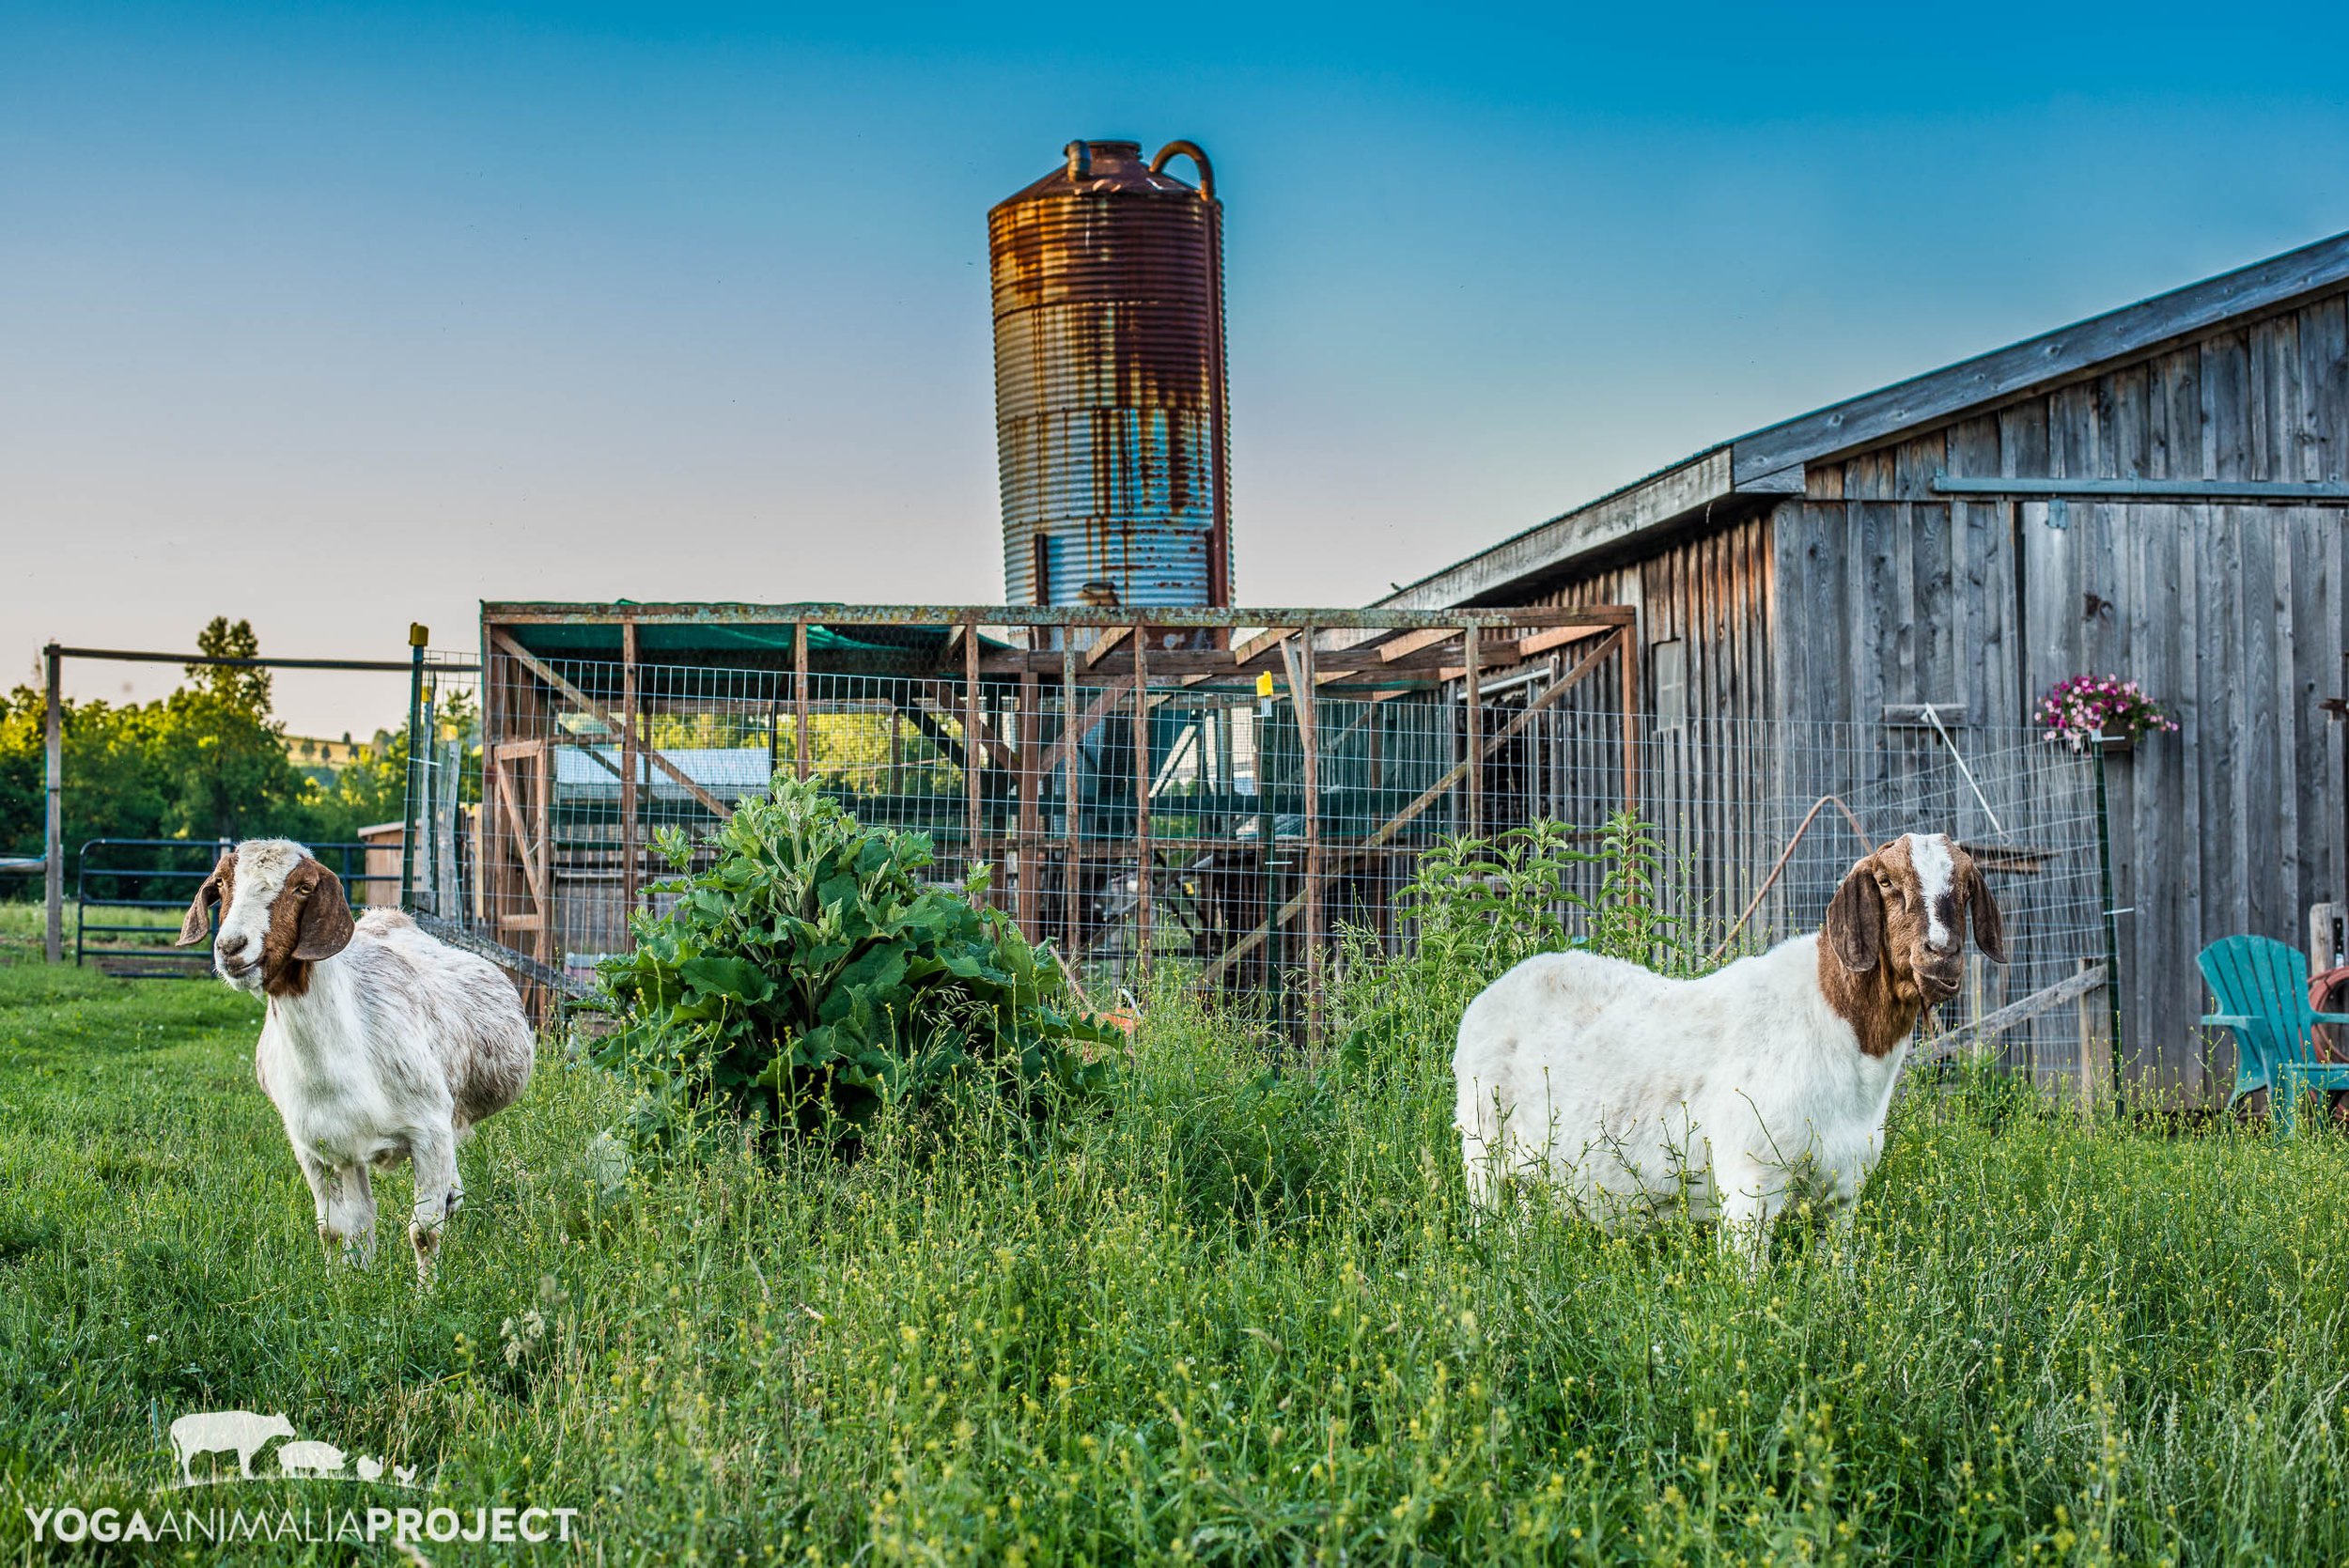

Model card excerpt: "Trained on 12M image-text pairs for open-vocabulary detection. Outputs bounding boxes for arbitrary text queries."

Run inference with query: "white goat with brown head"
[178,839,534,1278]
[1452,831,2005,1265]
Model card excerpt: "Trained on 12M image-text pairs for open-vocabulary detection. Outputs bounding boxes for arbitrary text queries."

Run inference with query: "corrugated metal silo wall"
[991,142,1231,610]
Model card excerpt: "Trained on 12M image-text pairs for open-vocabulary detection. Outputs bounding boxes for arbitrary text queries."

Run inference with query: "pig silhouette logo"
[276,1440,347,1479]
[170,1411,296,1486]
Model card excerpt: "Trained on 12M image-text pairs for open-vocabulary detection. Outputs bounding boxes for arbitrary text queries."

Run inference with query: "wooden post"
[1064,643,1081,953]
[965,619,986,902]
[43,644,62,965]
[1463,624,1482,840]
[793,620,811,783]
[1618,625,1641,813]
[1299,628,1322,1039]
[888,706,902,798]
[532,742,554,969]
[2076,955,2113,1116]
[1132,619,1151,981]
[1019,673,1040,940]
[2309,902,2343,974]
[620,620,640,934]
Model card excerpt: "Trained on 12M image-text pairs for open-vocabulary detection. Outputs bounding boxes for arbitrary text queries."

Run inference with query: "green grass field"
[2,922,2347,1564]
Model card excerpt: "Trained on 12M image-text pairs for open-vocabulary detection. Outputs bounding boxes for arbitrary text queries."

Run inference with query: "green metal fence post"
[400,624,428,913]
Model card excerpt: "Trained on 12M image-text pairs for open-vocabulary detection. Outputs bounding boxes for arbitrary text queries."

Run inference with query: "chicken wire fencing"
[402,644,2111,1086]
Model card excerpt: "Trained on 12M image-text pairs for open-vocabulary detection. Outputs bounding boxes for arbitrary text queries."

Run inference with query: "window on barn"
[1652,640,1687,734]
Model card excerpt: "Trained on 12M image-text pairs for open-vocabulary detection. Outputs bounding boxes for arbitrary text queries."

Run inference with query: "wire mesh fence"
[407,630,2109,1085]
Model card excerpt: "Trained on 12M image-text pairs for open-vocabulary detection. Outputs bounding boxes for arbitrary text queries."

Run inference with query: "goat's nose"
[218,935,248,957]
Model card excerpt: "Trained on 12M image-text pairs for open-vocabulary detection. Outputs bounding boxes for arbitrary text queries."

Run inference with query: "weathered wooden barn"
[1384,229,2349,1101]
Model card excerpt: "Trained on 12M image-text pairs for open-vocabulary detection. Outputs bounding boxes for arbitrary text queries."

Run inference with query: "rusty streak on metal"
[992,140,1230,613]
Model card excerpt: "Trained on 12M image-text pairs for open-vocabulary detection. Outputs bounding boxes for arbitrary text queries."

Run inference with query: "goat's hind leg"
[407,1126,459,1281]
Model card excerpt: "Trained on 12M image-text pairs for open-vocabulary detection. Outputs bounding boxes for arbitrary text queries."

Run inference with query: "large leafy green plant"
[592,778,1115,1151]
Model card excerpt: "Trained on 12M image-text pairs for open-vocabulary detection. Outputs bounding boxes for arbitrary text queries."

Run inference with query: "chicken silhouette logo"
[167,1410,417,1489]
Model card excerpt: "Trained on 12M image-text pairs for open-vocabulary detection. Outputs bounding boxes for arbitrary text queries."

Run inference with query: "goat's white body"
[257,909,533,1176]
[1452,935,1906,1257]
[207,837,534,1275]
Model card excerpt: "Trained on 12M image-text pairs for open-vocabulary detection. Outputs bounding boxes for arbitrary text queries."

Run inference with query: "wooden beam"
[1232,626,1298,665]
[1377,628,1453,663]
[1204,633,1618,981]
[1377,450,1734,611]
[1464,626,1482,840]
[1511,622,1611,660]
[1083,623,1131,669]
[965,620,986,901]
[1734,230,2349,486]
[1034,676,1136,776]
[1299,626,1322,1037]
[1019,673,1040,941]
[793,619,811,783]
[912,684,1019,771]
[491,630,733,819]
[1063,644,1081,955]
[1618,626,1640,812]
[1918,964,2108,1063]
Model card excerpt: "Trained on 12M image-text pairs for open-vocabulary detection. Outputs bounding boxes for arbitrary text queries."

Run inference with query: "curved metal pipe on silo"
[990,138,1232,612]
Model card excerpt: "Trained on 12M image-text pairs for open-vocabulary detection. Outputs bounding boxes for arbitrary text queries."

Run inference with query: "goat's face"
[1825,832,2007,1005]
[177,839,355,997]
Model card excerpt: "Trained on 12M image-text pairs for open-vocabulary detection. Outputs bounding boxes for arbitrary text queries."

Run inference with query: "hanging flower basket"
[2037,675,2177,753]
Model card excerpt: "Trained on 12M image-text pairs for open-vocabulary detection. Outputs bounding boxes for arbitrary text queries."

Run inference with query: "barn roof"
[1382,227,2349,609]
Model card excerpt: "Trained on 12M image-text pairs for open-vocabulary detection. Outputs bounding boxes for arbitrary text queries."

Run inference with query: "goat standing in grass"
[1453,832,2005,1265]
[178,840,533,1279]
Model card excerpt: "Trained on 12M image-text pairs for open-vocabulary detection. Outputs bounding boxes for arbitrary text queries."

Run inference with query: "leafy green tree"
[0,620,432,890]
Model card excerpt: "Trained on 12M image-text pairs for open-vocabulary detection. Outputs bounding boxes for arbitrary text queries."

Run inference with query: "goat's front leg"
[1713,1156,1780,1274]
[321,1164,378,1268]
[296,1150,339,1252]
[407,1126,459,1281]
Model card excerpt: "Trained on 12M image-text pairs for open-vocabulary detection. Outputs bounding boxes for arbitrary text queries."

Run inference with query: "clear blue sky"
[7,1,2346,734]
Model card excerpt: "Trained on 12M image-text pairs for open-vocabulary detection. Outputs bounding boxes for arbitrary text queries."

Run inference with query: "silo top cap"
[996,138,1212,209]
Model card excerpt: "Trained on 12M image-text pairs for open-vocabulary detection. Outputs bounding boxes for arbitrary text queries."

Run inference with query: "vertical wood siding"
[1501,289,2348,1103]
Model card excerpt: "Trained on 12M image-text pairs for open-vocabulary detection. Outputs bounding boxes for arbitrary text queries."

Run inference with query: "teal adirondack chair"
[2198,936,2349,1135]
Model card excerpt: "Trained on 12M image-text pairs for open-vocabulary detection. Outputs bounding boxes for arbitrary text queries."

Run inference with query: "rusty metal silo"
[990,138,1232,612]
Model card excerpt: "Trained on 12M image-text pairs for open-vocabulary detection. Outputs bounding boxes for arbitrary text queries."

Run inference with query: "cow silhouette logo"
[170,1411,294,1487]
[168,1409,416,1489]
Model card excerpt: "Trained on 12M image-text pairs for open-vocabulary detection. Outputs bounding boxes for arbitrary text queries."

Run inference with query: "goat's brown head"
[176,839,355,998]
[1823,832,2006,1036]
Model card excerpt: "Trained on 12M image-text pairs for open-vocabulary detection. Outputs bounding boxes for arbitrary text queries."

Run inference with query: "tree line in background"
[0,618,468,890]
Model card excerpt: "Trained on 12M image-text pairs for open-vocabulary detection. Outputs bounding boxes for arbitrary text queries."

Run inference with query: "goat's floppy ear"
[176,855,231,946]
[1825,857,1885,972]
[1965,861,2008,964]
[289,861,356,961]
